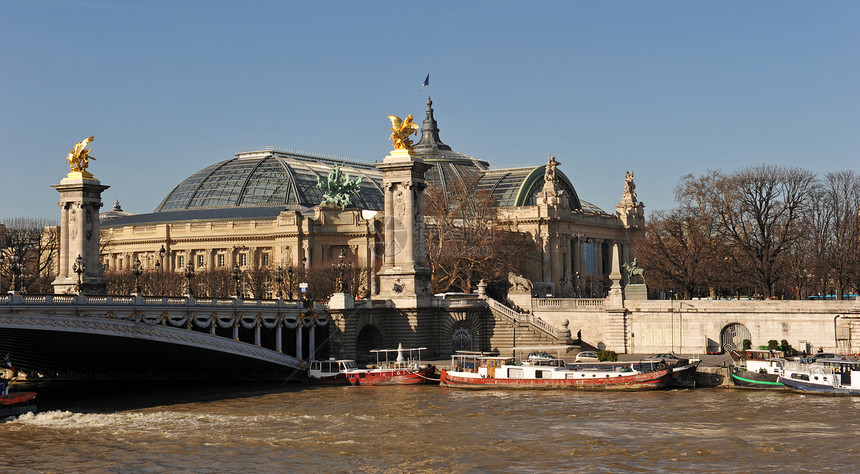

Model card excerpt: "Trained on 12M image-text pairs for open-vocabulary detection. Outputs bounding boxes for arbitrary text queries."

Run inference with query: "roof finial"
[413,96,451,152]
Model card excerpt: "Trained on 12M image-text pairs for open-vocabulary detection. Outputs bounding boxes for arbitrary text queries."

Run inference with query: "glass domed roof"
[155,150,385,212]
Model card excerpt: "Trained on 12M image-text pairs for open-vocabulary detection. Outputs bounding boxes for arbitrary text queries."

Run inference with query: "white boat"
[729,349,786,389]
[779,359,860,395]
[307,359,361,385]
[440,351,672,391]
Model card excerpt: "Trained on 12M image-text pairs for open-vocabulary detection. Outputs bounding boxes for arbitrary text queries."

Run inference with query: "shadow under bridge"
[0,294,329,381]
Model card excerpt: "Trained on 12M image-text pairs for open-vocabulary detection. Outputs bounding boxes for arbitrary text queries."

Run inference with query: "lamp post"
[333,249,349,293]
[275,267,284,299]
[183,262,195,297]
[0,254,5,294]
[668,289,675,354]
[73,254,85,294]
[132,258,143,295]
[9,255,22,293]
[232,264,242,299]
[287,267,294,301]
[158,245,166,295]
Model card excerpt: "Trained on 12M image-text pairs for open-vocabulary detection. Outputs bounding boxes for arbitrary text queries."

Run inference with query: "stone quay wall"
[533,298,860,355]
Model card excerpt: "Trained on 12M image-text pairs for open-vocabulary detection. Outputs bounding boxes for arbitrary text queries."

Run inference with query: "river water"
[2,382,858,472]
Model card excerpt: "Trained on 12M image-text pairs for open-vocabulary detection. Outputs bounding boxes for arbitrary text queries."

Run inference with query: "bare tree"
[715,165,815,298]
[425,174,538,294]
[0,217,60,293]
[816,171,860,299]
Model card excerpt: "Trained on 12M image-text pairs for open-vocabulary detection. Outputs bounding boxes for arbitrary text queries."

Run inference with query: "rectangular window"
[238,253,247,267]
[217,254,225,267]
[508,368,524,379]
[177,256,184,268]
[261,253,270,267]
[197,254,204,268]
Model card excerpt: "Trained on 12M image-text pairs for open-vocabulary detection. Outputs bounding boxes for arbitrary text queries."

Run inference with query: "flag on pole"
[4,354,13,371]
[421,73,430,91]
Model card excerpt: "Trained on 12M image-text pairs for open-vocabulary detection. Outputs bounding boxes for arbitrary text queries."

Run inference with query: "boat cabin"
[784,360,860,389]
[309,359,358,377]
[370,345,427,370]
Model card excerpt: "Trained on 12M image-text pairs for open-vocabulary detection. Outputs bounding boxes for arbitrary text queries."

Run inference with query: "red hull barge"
[439,351,672,391]
[347,364,436,385]
[309,346,437,385]
[440,368,671,391]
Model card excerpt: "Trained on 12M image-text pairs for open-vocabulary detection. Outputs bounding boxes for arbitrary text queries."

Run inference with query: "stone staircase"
[485,297,573,355]
[601,310,629,353]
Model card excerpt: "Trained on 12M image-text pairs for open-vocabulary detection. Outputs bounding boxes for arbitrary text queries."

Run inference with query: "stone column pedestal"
[52,173,109,295]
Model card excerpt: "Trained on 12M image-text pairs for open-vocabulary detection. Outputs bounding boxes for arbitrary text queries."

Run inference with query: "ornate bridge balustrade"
[0,293,328,380]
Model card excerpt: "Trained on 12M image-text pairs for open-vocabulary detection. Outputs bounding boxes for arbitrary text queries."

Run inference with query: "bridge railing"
[2,293,306,309]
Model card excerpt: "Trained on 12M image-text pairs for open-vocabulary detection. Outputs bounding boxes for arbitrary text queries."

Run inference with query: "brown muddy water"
[1,383,857,472]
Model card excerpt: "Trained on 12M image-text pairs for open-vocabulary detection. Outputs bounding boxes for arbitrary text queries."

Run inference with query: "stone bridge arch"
[443,311,485,354]
[351,312,387,362]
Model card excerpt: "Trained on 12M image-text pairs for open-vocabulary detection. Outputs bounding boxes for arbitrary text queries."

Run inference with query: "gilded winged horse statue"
[66,136,95,173]
[388,114,419,152]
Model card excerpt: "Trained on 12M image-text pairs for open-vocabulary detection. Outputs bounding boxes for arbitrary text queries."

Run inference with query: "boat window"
[791,373,809,381]
[535,370,551,379]
[343,361,357,370]
[508,368,524,379]
[311,362,319,370]
[565,373,576,379]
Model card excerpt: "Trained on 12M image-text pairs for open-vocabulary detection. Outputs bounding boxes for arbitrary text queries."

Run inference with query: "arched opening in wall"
[355,325,383,364]
[451,326,473,353]
[720,323,751,353]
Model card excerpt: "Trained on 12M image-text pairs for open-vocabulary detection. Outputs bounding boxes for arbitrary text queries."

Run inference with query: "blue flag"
[421,73,429,91]
[4,354,13,371]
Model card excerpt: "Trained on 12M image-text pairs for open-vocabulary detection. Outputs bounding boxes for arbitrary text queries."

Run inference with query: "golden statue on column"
[66,136,96,179]
[387,114,419,153]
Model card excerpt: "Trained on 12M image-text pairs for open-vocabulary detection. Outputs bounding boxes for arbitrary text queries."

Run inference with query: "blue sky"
[2,1,858,221]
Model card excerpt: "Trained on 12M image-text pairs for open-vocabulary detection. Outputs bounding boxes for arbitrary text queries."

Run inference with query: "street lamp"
[9,255,22,293]
[232,264,242,298]
[183,262,195,297]
[333,249,350,293]
[73,254,85,294]
[0,254,5,293]
[132,258,143,295]
[158,245,166,295]
[668,289,675,354]
[287,267,294,301]
[275,267,284,299]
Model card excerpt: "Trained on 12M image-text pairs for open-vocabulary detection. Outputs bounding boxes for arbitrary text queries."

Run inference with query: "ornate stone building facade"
[99,98,644,299]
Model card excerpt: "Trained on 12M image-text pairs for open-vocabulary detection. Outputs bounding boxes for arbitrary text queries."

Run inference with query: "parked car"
[800,352,845,363]
[574,351,599,362]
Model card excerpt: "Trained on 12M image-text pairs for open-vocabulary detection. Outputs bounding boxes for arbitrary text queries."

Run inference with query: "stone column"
[374,147,432,306]
[383,184,394,269]
[404,183,415,266]
[52,174,109,295]
[594,238,604,278]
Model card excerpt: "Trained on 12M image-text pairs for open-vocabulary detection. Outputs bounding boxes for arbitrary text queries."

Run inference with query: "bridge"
[0,293,328,381]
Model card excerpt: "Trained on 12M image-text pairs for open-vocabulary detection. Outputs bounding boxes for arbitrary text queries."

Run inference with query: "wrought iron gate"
[720,323,751,352]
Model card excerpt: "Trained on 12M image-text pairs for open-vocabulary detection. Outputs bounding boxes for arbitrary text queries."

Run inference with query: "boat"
[345,345,437,385]
[307,358,362,385]
[307,344,436,385]
[0,377,36,418]
[640,354,702,388]
[779,359,860,396]
[439,351,672,391]
[729,349,786,389]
